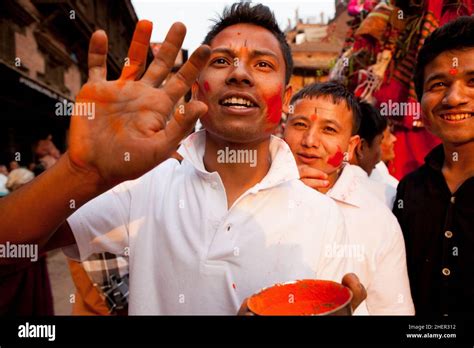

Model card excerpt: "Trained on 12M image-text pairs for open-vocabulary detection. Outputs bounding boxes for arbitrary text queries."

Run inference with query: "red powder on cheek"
[265,86,283,124]
[327,146,344,167]
[247,279,351,315]
[203,81,211,92]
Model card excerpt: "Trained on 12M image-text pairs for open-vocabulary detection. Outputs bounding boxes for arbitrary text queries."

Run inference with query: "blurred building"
[0,0,142,167]
[286,1,349,91]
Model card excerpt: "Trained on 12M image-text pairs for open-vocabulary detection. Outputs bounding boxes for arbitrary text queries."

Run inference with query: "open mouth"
[439,113,473,121]
[219,96,258,109]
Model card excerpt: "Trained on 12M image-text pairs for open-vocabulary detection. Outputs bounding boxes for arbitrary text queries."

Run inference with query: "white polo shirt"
[369,161,399,189]
[351,164,396,209]
[327,164,414,315]
[65,130,350,315]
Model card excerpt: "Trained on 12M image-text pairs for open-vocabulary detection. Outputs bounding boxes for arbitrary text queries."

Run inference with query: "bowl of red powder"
[247,279,353,316]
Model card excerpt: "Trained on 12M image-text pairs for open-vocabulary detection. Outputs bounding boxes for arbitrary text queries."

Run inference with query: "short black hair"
[289,82,361,135]
[414,16,474,100]
[203,2,293,85]
[357,101,387,146]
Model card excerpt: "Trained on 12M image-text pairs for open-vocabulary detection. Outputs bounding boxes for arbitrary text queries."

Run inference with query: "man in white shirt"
[370,123,399,189]
[0,3,366,314]
[283,82,414,315]
[350,102,397,207]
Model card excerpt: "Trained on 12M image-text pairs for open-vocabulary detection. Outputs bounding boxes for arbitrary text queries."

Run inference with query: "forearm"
[0,153,105,248]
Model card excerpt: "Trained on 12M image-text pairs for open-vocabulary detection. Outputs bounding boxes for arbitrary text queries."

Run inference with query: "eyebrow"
[425,70,474,86]
[211,47,279,61]
[425,73,448,86]
[289,115,309,122]
[289,114,341,128]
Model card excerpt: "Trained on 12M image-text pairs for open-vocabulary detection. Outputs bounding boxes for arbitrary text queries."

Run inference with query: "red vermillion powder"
[248,279,351,315]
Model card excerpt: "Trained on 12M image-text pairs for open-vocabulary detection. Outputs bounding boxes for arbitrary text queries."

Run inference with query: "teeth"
[442,113,472,121]
[222,97,255,107]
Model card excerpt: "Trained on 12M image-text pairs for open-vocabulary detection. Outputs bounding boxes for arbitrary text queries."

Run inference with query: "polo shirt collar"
[327,164,365,208]
[425,144,445,172]
[177,130,299,190]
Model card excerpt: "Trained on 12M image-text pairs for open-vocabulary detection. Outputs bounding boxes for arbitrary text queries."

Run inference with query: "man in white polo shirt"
[284,82,414,315]
[0,3,366,314]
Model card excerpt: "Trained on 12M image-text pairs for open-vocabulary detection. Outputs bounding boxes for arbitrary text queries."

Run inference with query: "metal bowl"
[247,279,353,316]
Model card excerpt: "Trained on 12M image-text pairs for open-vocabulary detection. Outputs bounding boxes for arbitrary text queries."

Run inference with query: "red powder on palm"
[248,279,351,316]
[327,146,344,167]
[203,81,211,92]
[265,86,283,124]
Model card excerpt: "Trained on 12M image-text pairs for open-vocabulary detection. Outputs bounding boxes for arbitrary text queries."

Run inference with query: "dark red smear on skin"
[327,145,344,167]
[265,86,283,124]
[232,283,236,290]
[203,81,211,92]
[449,68,458,75]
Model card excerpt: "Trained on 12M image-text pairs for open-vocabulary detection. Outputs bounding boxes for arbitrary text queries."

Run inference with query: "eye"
[429,81,445,90]
[324,126,337,133]
[212,57,230,66]
[256,61,272,69]
[292,121,308,128]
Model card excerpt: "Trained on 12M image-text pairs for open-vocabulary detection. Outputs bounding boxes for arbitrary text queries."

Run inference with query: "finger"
[300,178,329,190]
[88,30,108,82]
[342,273,367,311]
[154,100,208,160]
[237,298,254,316]
[162,45,211,105]
[298,165,328,180]
[141,22,187,87]
[120,20,153,81]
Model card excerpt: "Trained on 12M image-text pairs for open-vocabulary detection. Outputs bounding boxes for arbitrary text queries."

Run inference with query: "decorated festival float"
[329,0,473,179]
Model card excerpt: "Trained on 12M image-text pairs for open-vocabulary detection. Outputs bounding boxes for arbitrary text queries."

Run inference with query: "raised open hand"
[67,20,210,187]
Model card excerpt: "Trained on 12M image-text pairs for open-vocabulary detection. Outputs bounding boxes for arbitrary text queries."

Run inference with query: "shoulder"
[397,163,431,194]
[288,179,341,209]
[112,158,183,197]
[284,179,344,226]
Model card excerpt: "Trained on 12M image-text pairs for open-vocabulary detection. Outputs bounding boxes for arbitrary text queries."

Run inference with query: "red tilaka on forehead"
[265,85,283,124]
[327,145,344,167]
[449,68,458,75]
[310,114,317,122]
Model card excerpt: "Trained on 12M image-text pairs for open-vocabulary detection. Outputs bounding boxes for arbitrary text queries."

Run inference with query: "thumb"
[160,100,207,152]
[341,273,367,311]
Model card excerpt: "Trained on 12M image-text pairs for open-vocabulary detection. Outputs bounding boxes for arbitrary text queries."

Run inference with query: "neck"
[443,141,474,172]
[203,131,272,207]
[442,141,474,193]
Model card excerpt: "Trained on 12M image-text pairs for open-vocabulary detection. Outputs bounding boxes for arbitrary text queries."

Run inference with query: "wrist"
[60,152,109,198]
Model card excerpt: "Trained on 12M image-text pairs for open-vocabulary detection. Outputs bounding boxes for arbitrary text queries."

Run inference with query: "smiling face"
[283,96,359,176]
[421,49,474,145]
[193,23,291,144]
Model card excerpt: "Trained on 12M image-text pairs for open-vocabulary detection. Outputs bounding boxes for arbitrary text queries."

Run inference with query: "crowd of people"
[0,2,472,316]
